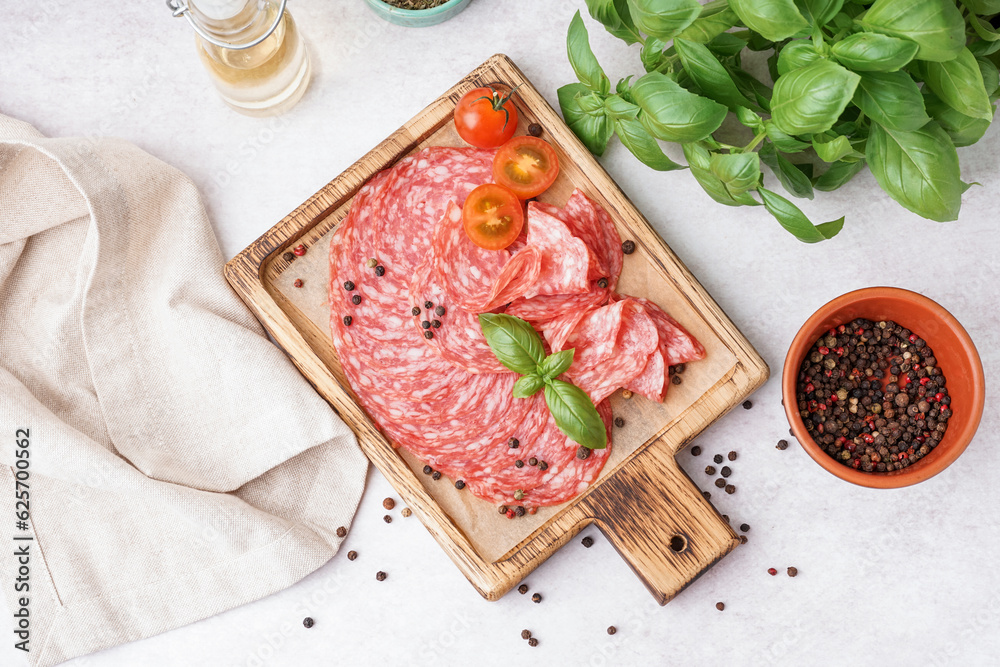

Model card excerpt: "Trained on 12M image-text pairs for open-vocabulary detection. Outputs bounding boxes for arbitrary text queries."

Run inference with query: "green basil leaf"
[979,57,1000,97]
[814,159,866,191]
[544,380,608,449]
[736,106,765,132]
[616,117,687,170]
[674,38,756,111]
[857,0,964,63]
[728,67,774,112]
[853,71,930,132]
[795,0,844,26]
[746,31,776,51]
[960,0,1000,15]
[604,94,640,120]
[922,47,994,121]
[683,143,762,206]
[677,4,740,42]
[627,0,702,40]
[758,186,845,242]
[969,14,1000,44]
[513,374,546,399]
[709,151,762,196]
[641,37,668,72]
[811,134,861,162]
[866,121,966,222]
[706,32,748,56]
[586,0,641,44]
[923,91,992,147]
[831,33,918,72]
[578,93,606,115]
[558,83,615,156]
[727,0,810,41]
[568,11,611,95]
[765,121,812,152]
[760,142,815,199]
[771,59,860,134]
[479,313,546,376]
[631,71,728,142]
[776,40,824,76]
[538,349,575,381]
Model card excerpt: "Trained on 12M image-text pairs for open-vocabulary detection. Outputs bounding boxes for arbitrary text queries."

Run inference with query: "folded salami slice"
[633,297,707,366]
[516,203,591,298]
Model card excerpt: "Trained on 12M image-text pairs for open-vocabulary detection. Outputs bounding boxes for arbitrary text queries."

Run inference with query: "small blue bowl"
[361,0,473,27]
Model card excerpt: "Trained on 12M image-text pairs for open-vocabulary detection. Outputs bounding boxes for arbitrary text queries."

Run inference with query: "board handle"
[580,446,738,605]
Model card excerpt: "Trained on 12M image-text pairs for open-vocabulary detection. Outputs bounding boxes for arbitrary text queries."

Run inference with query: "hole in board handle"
[669,535,687,553]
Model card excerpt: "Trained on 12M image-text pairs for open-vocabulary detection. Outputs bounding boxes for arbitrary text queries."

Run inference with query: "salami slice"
[633,297,706,366]
[505,281,612,324]
[517,204,591,298]
[625,348,666,402]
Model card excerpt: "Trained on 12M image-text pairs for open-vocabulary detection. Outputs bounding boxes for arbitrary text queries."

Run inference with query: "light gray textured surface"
[2,1,997,666]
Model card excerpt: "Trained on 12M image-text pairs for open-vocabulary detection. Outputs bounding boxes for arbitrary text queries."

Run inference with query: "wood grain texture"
[224,54,769,603]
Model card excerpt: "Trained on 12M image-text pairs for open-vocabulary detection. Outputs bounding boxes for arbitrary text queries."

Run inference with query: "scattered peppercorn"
[514,489,525,500]
[713,454,723,464]
[518,584,529,594]
[343,316,353,326]
[366,258,377,268]
[521,629,532,640]
[614,417,625,428]
[739,535,748,545]
[621,240,636,254]
[728,451,738,461]
[776,439,789,450]
[422,465,432,475]
[528,123,543,137]
[691,446,702,456]
[336,526,347,538]
[282,251,295,262]
[434,305,445,317]
[455,479,466,490]
[516,505,525,517]
[376,571,387,581]
[582,536,594,548]
[423,330,434,340]
[725,484,735,494]
[721,466,732,478]
[532,593,541,603]
[742,400,753,410]
[705,466,716,475]
[739,523,750,532]
[607,626,617,635]
[787,567,798,577]
[424,300,433,309]
[515,459,524,468]
[383,498,395,510]
[767,568,777,576]
[432,471,441,480]
[293,278,304,288]
[344,281,355,291]
[293,244,306,256]
[621,389,633,399]
[597,277,609,289]
[671,375,682,385]
[421,320,431,329]
[714,478,726,488]
[351,294,362,305]
[383,515,392,524]
[375,265,385,277]
[401,508,411,518]
[577,447,590,460]
[715,602,725,611]
[431,320,442,328]
[528,457,538,466]
[539,461,548,470]
[303,617,314,628]
[499,505,509,515]
[411,306,420,316]
[528,638,538,647]
[702,491,711,500]
[347,550,357,560]
[508,437,519,448]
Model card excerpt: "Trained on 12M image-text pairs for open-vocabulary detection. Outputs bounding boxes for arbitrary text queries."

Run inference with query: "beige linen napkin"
[0,114,368,666]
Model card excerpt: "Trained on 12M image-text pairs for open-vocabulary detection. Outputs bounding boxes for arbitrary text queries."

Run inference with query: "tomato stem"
[472,84,524,131]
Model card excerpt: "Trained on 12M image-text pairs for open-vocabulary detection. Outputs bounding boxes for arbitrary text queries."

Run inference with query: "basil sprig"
[558,0,999,239]
[480,314,607,450]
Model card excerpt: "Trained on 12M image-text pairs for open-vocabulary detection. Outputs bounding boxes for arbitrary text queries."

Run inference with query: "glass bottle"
[170,0,311,116]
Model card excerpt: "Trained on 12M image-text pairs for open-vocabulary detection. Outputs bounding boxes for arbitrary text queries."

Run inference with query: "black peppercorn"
[528,638,538,647]
[303,617,314,628]
[376,571,387,581]
[528,123,543,137]
[691,446,702,456]
[499,505,509,515]
[532,593,541,603]
[728,451,737,461]
[577,447,590,460]
[714,454,723,464]
[582,536,594,547]
[515,459,524,468]
[607,626,617,635]
[422,465,432,475]
[508,437,519,448]
[705,465,716,475]
[621,240,636,254]
[725,484,735,494]
[776,439,789,450]
[383,515,392,524]
[614,417,625,428]
[516,506,525,517]
[411,306,420,316]
[421,320,431,329]
[521,629,532,640]
[432,320,441,328]
[423,330,434,339]
[424,301,433,309]
[716,602,725,611]
[787,566,798,577]
[344,281,355,291]
[283,252,295,262]
[721,466,732,478]
[703,491,711,500]
[351,294,362,305]
[714,478,726,488]
[742,400,753,410]
[374,265,385,276]
[431,471,441,480]
[672,375,682,385]
[435,305,446,317]
[740,523,749,532]
[336,526,347,538]
[455,479,466,490]
[538,460,549,471]
[518,584,528,594]
[343,315,352,326]
[598,277,609,289]
[528,457,538,466]
[347,550,357,560]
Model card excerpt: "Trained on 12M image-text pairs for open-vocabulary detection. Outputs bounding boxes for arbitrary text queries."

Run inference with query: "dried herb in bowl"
[381,0,449,8]
[796,318,951,472]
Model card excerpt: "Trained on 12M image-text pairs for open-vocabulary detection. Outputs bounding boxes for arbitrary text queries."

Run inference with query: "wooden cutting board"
[225,54,768,604]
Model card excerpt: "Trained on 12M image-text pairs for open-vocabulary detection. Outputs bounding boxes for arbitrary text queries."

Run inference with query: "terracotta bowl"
[782,287,985,488]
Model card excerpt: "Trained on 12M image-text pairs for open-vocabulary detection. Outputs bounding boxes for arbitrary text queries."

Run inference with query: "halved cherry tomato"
[462,183,524,251]
[492,136,560,199]
[454,86,519,149]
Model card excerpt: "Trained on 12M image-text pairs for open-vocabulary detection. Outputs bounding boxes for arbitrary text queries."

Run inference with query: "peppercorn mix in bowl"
[782,287,984,488]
